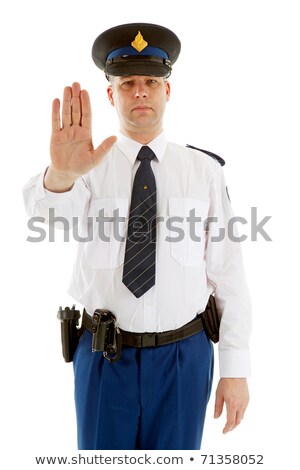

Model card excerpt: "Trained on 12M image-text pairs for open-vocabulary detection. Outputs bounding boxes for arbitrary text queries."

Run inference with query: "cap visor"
[105,60,170,77]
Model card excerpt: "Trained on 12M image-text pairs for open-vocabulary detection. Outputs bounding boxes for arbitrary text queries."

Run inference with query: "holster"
[57,306,81,362]
[91,309,122,363]
[200,295,220,343]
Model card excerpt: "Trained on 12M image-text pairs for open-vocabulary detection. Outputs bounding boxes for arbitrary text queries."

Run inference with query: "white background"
[1,0,300,468]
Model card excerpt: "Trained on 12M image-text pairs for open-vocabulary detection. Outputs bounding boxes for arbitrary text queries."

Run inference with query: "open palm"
[49,82,116,186]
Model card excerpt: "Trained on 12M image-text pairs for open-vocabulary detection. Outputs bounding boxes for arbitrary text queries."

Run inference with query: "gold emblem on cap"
[131,31,148,52]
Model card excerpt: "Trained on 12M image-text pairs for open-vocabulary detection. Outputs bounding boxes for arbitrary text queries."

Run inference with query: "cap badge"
[131,31,148,52]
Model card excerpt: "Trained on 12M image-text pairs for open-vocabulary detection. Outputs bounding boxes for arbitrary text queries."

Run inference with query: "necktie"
[122,146,157,298]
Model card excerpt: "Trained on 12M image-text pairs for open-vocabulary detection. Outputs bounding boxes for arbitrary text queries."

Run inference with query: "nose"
[135,81,148,98]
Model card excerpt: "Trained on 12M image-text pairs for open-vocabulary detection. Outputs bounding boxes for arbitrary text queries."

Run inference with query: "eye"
[121,80,133,88]
[147,79,158,85]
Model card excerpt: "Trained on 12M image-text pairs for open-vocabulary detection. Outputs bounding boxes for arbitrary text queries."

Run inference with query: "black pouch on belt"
[200,295,220,343]
[57,306,81,362]
[91,309,122,363]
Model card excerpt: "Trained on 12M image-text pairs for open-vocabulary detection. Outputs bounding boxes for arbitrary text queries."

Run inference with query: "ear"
[165,81,171,102]
[107,85,114,106]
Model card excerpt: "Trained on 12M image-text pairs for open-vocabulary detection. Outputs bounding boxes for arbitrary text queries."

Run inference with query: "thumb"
[93,135,118,164]
[214,392,224,419]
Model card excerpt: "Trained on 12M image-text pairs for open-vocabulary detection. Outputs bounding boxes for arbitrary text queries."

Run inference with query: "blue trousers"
[73,328,213,450]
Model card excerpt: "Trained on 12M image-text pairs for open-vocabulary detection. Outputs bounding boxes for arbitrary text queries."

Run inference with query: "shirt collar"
[116,131,167,164]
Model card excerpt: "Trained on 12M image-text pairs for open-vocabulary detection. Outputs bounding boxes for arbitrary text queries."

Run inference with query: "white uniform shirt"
[23,131,251,377]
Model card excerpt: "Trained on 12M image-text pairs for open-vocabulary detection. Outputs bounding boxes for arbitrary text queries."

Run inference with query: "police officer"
[23,23,251,450]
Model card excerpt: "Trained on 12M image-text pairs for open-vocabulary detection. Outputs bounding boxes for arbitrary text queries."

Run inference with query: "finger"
[62,86,72,127]
[224,409,245,433]
[52,98,61,133]
[223,405,237,434]
[93,136,118,166]
[81,89,92,129]
[71,82,81,125]
[232,409,244,429]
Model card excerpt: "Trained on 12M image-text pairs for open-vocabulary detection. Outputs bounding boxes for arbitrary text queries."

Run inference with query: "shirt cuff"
[219,348,251,378]
[34,171,88,204]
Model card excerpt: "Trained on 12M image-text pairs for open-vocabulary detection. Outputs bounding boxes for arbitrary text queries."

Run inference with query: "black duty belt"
[57,296,218,363]
[82,310,204,349]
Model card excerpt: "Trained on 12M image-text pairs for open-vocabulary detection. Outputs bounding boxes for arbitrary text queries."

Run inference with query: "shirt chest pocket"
[84,198,128,269]
[167,197,209,267]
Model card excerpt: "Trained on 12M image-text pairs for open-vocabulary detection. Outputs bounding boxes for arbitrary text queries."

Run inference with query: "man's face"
[107,75,170,138]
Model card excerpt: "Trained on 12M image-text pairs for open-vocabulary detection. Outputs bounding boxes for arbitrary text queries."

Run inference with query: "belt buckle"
[141,333,157,347]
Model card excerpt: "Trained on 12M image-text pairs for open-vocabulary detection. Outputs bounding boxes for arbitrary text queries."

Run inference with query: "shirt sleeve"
[23,170,91,227]
[205,165,252,378]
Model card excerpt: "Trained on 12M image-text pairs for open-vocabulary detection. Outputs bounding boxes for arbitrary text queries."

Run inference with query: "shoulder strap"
[186,144,225,166]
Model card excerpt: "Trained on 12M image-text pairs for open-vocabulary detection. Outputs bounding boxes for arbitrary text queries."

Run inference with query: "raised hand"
[45,82,117,191]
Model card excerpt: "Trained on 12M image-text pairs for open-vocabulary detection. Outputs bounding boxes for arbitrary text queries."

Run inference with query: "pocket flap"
[168,197,209,218]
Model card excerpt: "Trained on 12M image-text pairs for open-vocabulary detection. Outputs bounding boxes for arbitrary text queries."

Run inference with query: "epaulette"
[186,144,225,166]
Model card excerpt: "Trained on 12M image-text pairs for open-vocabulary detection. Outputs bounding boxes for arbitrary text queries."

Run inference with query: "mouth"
[132,106,152,112]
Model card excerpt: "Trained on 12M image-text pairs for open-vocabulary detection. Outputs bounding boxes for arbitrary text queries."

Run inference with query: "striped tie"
[122,146,157,298]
